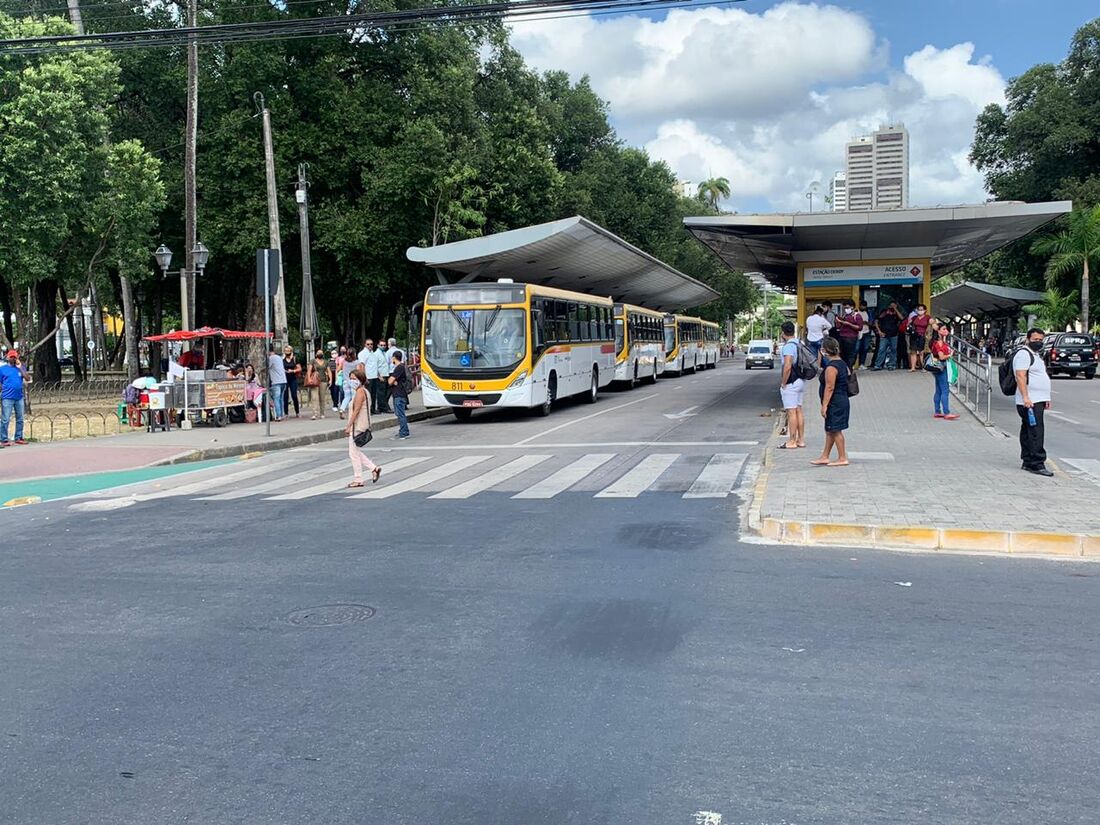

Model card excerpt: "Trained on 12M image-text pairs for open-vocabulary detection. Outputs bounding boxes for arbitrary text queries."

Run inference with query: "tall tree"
[696,177,731,211]
[1031,205,1100,331]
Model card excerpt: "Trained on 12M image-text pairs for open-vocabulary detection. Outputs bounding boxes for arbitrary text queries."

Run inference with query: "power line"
[0,0,746,54]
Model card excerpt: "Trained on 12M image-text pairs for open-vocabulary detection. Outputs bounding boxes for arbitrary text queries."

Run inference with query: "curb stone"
[150,407,452,466]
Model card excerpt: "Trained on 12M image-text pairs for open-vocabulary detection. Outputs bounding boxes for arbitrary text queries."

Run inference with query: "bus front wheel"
[536,375,557,417]
[452,408,473,421]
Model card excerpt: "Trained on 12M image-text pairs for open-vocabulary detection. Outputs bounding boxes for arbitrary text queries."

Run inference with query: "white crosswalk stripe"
[594,454,680,498]
[349,455,492,500]
[265,456,432,500]
[429,454,553,499]
[198,460,344,501]
[138,459,297,500]
[512,453,615,499]
[683,453,748,499]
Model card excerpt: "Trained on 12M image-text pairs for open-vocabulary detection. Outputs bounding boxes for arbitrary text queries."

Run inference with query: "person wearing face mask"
[833,301,864,368]
[929,322,959,420]
[1013,328,1053,476]
[907,304,931,372]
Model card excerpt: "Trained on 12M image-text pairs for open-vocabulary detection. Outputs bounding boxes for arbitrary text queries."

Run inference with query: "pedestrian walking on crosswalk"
[345,367,382,487]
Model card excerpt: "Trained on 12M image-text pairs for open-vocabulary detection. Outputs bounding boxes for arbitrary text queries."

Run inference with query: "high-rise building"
[844,124,909,211]
[829,171,847,212]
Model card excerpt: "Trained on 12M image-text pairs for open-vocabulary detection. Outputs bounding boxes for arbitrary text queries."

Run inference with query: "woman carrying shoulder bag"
[345,367,382,487]
[306,349,332,420]
[928,322,959,420]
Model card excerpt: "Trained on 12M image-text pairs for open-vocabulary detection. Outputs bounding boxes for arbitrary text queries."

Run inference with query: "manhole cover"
[285,604,376,627]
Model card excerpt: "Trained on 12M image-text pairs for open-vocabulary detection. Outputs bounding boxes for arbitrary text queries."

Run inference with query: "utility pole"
[296,163,318,356]
[183,0,199,330]
[65,0,84,33]
[256,92,287,347]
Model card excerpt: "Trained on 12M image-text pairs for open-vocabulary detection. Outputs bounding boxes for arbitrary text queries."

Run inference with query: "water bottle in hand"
[1027,407,1037,427]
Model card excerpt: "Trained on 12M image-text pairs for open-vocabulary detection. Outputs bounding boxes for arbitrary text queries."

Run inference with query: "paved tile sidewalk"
[1,390,442,482]
[761,370,1099,535]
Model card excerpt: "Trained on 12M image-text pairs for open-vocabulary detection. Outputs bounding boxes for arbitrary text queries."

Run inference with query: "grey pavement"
[3,360,1100,824]
[762,369,1100,534]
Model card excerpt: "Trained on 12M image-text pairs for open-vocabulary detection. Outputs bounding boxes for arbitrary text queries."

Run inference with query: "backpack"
[998,347,1033,396]
[794,341,818,380]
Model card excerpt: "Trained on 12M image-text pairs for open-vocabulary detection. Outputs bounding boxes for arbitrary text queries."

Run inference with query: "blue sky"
[512,1,1098,212]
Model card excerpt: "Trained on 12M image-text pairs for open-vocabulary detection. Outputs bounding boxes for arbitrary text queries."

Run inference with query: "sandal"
[346,481,364,488]
[371,467,382,484]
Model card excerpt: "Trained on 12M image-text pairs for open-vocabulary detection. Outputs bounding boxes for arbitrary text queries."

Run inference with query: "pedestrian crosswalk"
[116,451,752,504]
[1061,458,1100,487]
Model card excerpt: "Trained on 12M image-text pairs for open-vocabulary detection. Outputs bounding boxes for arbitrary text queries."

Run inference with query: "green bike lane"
[0,458,235,507]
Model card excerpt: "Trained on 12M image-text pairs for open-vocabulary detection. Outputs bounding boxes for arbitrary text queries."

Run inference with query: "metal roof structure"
[683,201,1072,291]
[407,215,718,311]
[933,281,1045,320]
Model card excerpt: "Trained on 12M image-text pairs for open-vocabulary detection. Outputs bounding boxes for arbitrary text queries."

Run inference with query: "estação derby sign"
[804,263,925,286]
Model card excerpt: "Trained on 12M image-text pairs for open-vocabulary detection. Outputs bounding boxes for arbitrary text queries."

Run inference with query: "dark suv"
[1042,333,1097,379]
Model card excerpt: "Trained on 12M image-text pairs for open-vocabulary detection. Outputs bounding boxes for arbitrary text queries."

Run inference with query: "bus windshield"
[615,318,625,355]
[425,308,526,370]
[664,325,677,355]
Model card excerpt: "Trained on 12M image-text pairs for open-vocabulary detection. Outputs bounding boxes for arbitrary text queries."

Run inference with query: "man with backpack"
[388,350,412,440]
[1003,328,1053,476]
[778,321,814,449]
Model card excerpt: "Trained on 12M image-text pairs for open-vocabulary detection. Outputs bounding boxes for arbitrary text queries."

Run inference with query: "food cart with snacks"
[143,327,272,428]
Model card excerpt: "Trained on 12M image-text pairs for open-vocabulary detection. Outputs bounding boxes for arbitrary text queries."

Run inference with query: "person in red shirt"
[833,300,864,368]
[929,322,959,419]
[178,345,205,370]
[907,304,931,372]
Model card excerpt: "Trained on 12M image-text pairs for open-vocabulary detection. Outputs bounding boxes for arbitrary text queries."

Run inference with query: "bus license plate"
[462,399,484,408]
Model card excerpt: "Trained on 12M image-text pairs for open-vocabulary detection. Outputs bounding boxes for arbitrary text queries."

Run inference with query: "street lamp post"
[155,242,210,331]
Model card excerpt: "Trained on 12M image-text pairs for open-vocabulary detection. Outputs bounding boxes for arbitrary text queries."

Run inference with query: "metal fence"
[948,335,994,425]
[27,377,130,405]
[21,412,125,442]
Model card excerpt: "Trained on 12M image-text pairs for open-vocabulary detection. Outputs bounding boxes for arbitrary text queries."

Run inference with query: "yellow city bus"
[613,303,666,387]
[663,315,721,374]
[420,280,617,419]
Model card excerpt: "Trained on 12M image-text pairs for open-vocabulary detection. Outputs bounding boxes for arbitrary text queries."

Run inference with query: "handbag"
[924,354,944,373]
[353,428,372,448]
[846,365,859,397]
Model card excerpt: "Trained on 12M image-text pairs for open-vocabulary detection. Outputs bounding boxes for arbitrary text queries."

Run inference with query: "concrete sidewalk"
[751,370,1100,556]
[1,390,447,482]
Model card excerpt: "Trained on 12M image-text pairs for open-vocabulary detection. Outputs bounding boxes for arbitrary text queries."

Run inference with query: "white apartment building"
[844,124,909,211]
[829,171,847,212]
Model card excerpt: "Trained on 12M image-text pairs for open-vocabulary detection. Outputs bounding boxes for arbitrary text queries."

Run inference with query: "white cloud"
[510,2,1006,210]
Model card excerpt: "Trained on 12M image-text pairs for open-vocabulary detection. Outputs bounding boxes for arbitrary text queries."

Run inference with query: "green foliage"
[1024,289,1080,333]
[1031,204,1100,328]
[696,177,731,211]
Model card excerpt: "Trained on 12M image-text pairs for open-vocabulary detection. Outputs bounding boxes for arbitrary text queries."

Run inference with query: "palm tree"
[1024,289,1080,333]
[697,177,731,211]
[1031,204,1100,331]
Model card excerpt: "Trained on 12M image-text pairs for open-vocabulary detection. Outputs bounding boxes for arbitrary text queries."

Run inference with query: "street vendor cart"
[143,327,271,429]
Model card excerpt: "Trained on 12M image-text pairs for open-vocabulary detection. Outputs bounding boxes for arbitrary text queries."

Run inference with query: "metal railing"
[26,377,131,405]
[948,335,994,425]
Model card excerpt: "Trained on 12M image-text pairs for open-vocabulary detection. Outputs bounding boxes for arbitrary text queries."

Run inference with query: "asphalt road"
[3,359,1099,825]
[986,369,1100,469]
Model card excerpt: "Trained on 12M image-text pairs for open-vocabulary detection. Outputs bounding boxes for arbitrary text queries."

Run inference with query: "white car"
[744,339,775,369]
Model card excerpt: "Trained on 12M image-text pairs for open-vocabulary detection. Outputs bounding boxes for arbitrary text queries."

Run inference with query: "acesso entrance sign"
[804,263,924,287]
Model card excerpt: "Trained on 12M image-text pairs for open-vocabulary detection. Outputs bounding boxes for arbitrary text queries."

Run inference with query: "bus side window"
[532,306,545,351]
[605,307,614,340]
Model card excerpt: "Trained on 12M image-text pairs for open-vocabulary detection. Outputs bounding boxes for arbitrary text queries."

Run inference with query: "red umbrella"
[144,326,272,342]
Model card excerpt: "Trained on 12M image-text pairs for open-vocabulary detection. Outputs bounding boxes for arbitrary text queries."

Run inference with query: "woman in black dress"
[811,337,851,467]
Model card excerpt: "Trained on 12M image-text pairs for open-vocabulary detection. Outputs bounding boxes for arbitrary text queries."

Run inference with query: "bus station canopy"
[407,215,718,311]
[932,281,1044,321]
[683,201,1072,291]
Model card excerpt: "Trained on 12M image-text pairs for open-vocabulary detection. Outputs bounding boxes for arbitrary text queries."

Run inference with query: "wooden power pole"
[256,93,287,347]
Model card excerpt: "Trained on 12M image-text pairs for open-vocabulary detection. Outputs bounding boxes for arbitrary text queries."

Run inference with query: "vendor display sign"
[204,380,246,408]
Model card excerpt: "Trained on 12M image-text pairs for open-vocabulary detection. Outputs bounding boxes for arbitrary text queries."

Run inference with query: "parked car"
[1041,332,1097,379]
[744,339,775,370]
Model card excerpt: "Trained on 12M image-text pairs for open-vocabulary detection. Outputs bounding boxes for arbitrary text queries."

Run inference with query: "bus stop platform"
[748,371,1100,557]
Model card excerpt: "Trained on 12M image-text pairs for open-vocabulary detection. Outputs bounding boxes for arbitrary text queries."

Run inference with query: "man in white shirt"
[1014,327,1053,476]
[805,305,831,364]
[358,338,383,414]
[376,340,392,414]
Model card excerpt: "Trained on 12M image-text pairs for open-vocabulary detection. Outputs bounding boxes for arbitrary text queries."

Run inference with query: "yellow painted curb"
[1010,532,1083,557]
[940,529,1010,554]
[239,451,265,460]
[875,526,939,549]
[807,522,874,545]
[1083,535,1100,558]
[3,496,42,508]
